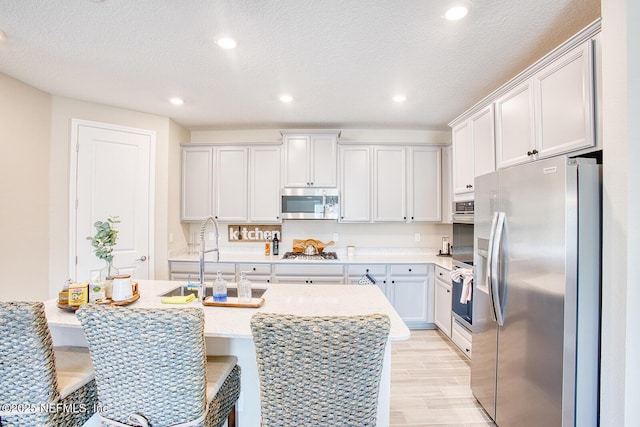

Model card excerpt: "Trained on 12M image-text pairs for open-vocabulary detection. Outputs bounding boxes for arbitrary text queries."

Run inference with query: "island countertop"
[44,280,410,341]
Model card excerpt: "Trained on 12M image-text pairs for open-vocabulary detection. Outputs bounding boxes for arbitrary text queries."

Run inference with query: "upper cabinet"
[181,144,282,223]
[282,132,338,187]
[181,146,214,221]
[452,104,496,200]
[408,147,441,222]
[339,145,371,222]
[373,146,407,222]
[496,40,595,168]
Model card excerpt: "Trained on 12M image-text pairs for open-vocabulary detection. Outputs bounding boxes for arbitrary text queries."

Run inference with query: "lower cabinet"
[451,320,472,358]
[346,265,387,294]
[386,264,433,329]
[434,265,452,337]
[237,263,272,284]
[272,264,345,284]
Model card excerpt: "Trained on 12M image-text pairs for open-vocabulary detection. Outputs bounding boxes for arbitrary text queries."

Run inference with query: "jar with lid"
[213,270,228,302]
[238,271,252,303]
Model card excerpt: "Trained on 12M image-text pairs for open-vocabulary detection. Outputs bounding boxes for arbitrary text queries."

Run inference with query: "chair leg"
[227,404,236,427]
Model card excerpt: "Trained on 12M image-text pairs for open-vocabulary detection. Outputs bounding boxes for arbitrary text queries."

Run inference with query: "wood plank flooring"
[390,329,496,427]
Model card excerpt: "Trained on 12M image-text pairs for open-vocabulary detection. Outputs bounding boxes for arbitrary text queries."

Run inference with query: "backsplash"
[184,220,452,255]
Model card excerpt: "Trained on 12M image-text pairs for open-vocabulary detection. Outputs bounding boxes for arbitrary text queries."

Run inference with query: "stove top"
[281,251,339,261]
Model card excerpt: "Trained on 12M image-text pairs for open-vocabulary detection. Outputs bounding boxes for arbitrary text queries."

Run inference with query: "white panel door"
[249,145,281,222]
[216,147,248,222]
[72,120,154,282]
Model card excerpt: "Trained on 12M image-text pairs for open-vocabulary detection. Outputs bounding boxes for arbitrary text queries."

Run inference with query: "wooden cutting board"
[292,238,335,253]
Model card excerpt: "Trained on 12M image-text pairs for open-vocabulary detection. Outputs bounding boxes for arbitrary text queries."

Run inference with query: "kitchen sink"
[159,285,267,299]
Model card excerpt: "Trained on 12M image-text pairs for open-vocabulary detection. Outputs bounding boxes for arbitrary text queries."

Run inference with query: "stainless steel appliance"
[281,188,339,220]
[281,251,338,261]
[451,259,473,331]
[472,156,601,426]
[452,200,474,223]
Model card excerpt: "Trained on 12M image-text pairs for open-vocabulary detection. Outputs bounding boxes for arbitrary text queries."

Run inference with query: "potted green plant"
[87,216,120,280]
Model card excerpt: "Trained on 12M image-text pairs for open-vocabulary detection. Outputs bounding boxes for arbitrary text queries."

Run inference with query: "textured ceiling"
[0,0,600,131]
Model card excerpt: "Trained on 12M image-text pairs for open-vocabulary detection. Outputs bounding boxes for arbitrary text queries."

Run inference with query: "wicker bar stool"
[77,305,240,427]
[0,301,98,426]
[250,312,391,427]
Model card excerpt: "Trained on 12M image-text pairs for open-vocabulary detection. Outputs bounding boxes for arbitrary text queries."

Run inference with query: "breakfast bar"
[44,280,410,427]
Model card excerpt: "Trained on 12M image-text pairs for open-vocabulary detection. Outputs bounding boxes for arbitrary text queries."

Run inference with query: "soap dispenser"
[213,270,227,302]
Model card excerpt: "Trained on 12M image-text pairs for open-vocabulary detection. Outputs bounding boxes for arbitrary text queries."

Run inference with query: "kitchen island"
[44,280,410,427]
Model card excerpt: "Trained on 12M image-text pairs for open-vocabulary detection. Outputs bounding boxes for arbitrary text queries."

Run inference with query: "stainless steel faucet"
[199,216,220,302]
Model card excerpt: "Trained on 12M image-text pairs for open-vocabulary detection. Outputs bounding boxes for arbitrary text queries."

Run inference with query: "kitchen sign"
[228,225,281,242]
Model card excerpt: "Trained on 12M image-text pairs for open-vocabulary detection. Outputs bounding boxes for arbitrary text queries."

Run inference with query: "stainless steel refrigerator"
[471,155,601,426]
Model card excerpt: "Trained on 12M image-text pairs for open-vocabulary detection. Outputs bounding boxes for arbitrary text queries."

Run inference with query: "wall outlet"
[414,233,421,242]
[333,232,339,241]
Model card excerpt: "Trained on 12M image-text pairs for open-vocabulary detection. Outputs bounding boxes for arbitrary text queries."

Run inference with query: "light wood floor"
[390,329,496,427]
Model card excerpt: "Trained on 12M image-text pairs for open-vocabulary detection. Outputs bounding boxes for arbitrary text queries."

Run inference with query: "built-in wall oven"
[452,200,474,331]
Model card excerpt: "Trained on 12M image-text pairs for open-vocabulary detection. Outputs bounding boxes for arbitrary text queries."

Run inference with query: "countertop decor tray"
[57,289,140,311]
[202,296,264,308]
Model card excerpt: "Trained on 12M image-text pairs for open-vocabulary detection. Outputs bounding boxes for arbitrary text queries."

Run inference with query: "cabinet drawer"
[274,264,344,276]
[346,264,386,277]
[237,263,272,275]
[170,261,236,275]
[435,265,450,282]
[241,274,272,284]
[389,264,428,276]
[452,320,472,358]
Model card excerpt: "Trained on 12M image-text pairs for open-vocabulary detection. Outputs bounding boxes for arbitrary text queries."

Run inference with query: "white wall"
[600,0,639,424]
[0,73,51,301]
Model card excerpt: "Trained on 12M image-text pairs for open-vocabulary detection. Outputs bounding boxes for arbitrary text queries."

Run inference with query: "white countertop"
[169,250,453,270]
[45,280,411,341]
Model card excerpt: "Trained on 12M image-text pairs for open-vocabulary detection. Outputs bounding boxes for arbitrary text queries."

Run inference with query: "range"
[281,251,338,261]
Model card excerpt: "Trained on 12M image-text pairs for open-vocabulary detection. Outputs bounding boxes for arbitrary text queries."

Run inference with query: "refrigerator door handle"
[486,212,499,322]
[491,212,506,326]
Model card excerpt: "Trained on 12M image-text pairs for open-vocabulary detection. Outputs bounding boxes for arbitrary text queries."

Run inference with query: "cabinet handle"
[266,279,270,283]
[527,149,539,156]
[466,348,471,353]
[403,216,407,220]
[447,289,451,293]
[411,216,414,220]
[366,269,369,273]
[392,280,395,284]
[408,268,412,272]
[252,267,256,271]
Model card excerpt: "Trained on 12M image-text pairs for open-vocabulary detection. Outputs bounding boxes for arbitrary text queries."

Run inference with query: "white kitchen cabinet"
[181,146,214,221]
[440,145,453,223]
[282,133,338,187]
[451,104,496,201]
[339,145,371,222]
[496,40,595,169]
[451,121,474,199]
[237,263,272,283]
[273,264,345,284]
[495,80,536,169]
[386,264,433,329]
[452,320,472,358]
[215,147,248,222]
[373,146,407,221]
[533,40,595,159]
[434,265,452,338]
[169,261,236,282]
[249,145,281,223]
[408,147,441,222]
[346,264,387,294]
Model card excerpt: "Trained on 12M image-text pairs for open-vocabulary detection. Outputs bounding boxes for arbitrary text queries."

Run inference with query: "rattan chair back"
[250,312,391,427]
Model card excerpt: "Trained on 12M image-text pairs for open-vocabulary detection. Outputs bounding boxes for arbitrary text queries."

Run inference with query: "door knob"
[136,255,148,262]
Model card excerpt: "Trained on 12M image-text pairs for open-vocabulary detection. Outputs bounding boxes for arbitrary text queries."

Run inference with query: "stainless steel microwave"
[281,188,340,220]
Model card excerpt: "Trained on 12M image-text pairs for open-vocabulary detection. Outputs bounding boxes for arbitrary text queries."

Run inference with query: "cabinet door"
[534,41,595,158]
[451,121,474,198]
[216,147,248,222]
[389,277,431,328]
[373,146,406,222]
[283,135,311,187]
[495,80,536,168]
[181,146,213,221]
[339,145,371,222]
[434,277,452,337]
[440,145,453,223]
[409,147,441,222]
[249,145,282,222]
[310,134,337,187]
[471,105,496,178]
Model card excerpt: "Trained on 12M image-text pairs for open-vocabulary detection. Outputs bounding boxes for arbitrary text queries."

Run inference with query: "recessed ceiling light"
[216,37,237,49]
[279,95,293,103]
[0,30,7,41]
[393,95,407,103]
[444,1,471,21]
[169,97,185,106]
